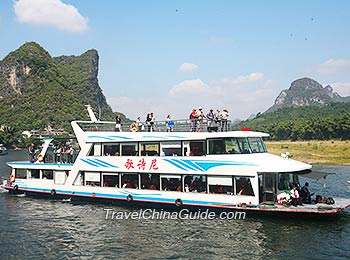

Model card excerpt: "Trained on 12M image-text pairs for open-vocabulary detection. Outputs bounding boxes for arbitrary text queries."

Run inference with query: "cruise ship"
[2,106,350,219]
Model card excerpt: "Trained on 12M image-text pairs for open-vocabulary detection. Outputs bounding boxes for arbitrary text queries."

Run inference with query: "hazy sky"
[1,0,350,120]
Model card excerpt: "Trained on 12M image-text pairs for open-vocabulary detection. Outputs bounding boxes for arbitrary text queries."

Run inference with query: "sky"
[1,0,350,121]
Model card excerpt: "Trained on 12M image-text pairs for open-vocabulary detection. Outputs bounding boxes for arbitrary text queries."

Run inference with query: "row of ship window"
[79,171,255,196]
[91,137,267,157]
[15,168,255,196]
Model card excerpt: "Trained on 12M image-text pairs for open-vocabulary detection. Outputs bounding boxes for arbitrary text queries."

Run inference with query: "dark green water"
[1,151,349,260]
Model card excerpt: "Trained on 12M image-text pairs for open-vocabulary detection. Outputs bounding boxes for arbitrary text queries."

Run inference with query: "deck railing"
[77,119,232,133]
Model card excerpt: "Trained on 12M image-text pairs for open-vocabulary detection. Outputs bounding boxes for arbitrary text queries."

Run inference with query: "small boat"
[0,144,8,156]
[1,106,349,219]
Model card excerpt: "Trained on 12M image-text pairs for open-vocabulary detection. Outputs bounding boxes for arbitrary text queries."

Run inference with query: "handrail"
[77,118,232,132]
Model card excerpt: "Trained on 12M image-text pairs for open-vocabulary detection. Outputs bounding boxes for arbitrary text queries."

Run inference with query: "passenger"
[115,115,122,132]
[196,107,206,132]
[166,115,175,132]
[300,182,313,204]
[189,108,198,132]
[56,145,62,163]
[149,184,157,190]
[35,154,44,163]
[136,116,144,131]
[238,184,245,195]
[220,109,229,132]
[146,113,155,132]
[215,109,222,131]
[184,184,190,192]
[290,184,301,206]
[28,143,36,162]
[66,146,73,163]
[206,109,215,132]
[176,185,182,192]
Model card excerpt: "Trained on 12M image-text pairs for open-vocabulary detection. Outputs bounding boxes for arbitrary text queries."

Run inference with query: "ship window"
[208,176,232,194]
[278,173,298,190]
[140,142,159,156]
[31,169,40,179]
[141,173,160,190]
[236,138,251,154]
[42,170,53,180]
[121,143,138,156]
[234,177,254,196]
[208,139,227,154]
[225,138,241,154]
[15,169,27,179]
[248,137,266,153]
[54,171,68,185]
[189,141,206,156]
[121,173,139,188]
[85,171,101,187]
[160,141,182,156]
[208,138,242,155]
[104,144,120,156]
[102,174,119,187]
[183,175,207,192]
[161,176,181,191]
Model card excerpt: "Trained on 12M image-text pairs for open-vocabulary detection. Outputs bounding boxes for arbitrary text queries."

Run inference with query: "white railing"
[78,119,231,132]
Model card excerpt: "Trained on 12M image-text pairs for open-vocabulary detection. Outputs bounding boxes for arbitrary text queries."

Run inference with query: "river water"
[0,151,349,260]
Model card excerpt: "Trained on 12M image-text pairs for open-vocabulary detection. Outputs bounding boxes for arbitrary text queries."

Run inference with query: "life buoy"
[126,194,133,202]
[175,198,183,207]
[129,123,139,132]
[50,189,56,195]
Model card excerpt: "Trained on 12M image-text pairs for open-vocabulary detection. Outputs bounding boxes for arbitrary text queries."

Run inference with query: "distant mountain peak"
[0,41,115,132]
[266,77,346,113]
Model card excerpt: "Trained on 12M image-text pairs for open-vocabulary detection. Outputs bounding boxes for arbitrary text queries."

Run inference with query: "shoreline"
[265,140,350,165]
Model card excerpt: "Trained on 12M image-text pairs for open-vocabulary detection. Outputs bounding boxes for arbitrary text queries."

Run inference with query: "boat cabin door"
[258,173,276,204]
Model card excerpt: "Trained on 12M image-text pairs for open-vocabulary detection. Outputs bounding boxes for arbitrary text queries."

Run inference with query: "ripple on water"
[0,161,350,259]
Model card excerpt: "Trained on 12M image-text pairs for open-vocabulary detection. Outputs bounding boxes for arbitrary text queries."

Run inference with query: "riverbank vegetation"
[265,140,350,165]
[237,102,350,141]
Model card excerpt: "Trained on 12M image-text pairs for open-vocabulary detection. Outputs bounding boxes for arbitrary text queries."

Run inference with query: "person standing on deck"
[166,115,175,132]
[115,115,122,132]
[146,113,155,132]
[206,109,215,132]
[220,109,229,132]
[189,108,198,132]
[136,116,144,131]
[196,107,206,132]
[28,143,36,162]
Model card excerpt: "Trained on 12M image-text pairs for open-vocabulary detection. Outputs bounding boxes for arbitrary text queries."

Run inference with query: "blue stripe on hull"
[4,187,343,219]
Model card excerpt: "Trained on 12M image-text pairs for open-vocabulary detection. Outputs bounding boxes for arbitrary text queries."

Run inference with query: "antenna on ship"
[85,105,98,122]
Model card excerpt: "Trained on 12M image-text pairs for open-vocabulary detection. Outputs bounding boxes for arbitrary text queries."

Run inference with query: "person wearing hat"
[220,109,229,132]
[196,107,206,132]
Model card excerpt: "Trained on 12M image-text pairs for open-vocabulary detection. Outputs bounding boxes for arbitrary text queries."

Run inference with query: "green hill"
[0,42,117,146]
[236,102,350,141]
